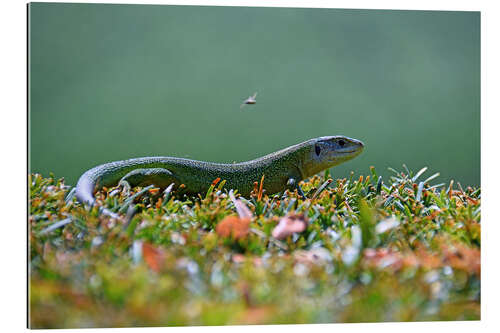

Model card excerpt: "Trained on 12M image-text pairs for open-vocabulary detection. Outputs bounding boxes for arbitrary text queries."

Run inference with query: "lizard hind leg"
[118,168,178,194]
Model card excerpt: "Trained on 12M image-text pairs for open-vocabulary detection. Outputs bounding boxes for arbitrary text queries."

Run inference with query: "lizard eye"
[338,139,345,147]
[315,145,321,156]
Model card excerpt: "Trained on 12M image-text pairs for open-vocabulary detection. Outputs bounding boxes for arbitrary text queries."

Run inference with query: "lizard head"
[301,136,364,177]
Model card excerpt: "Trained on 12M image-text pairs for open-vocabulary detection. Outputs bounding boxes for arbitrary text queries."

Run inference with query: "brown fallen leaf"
[216,216,251,240]
[271,213,308,240]
[229,191,254,219]
[441,242,480,275]
[362,247,408,271]
[142,242,166,273]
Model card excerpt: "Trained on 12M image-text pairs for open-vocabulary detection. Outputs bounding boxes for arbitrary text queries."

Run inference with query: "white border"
[2,1,498,332]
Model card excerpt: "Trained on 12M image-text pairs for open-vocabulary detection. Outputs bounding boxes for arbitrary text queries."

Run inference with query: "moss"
[28,166,480,328]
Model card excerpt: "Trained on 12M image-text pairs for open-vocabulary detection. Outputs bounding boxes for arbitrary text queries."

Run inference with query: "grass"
[28,166,480,328]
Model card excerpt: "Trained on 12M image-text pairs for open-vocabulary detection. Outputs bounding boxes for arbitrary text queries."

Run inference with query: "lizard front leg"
[286,177,305,198]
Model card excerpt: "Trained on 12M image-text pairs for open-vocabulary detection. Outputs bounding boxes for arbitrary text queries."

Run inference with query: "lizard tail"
[75,171,98,206]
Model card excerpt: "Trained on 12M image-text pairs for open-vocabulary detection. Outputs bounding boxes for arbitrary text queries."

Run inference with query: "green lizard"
[75,136,364,207]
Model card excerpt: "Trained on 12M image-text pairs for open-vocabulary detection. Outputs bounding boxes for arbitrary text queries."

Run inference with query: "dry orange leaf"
[142,242,166,273]
[271,213,308,240]
[216,216,250,240]
[229,191,254,219]
[441,242,480,275]
[362,248,408,271]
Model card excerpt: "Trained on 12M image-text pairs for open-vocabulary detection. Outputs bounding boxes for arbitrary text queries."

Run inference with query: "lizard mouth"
[339,149,357,154]
[336,148,362,156]
[326,148,363,162]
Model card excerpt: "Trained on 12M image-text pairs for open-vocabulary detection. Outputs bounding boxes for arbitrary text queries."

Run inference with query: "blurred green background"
[29,3,480,187]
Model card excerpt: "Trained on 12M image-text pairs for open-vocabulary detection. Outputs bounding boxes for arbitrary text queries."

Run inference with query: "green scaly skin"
[75,136,364,206]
